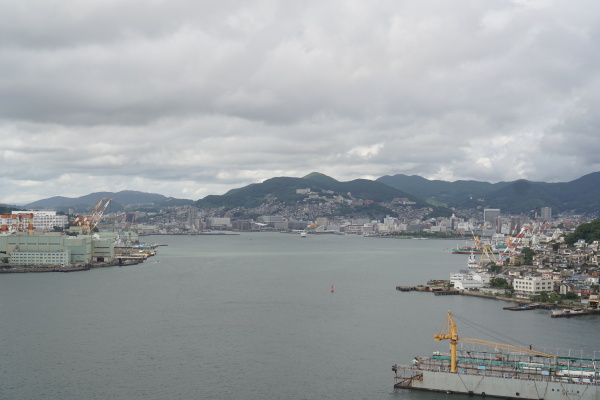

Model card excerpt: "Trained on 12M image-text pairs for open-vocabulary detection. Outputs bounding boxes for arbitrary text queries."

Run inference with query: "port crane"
[467,224,497,267]
[498,226,533,261]
[72,198,112,233]
[434,311,556,373]
[90,198,112,232]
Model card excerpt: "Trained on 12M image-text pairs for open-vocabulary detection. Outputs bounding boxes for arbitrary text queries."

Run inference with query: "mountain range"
[5,172,600,216]
[196,172,427,209]
[377,172,600,214]
[20,190,194,213]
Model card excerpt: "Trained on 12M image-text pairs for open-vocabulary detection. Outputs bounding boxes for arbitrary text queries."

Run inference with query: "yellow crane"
[433,311,556,373]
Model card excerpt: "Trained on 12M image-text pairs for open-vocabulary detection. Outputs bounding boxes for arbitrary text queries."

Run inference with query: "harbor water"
[0,233,597,399]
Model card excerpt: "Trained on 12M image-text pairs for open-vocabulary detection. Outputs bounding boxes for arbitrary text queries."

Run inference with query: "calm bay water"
[0,233,598,399]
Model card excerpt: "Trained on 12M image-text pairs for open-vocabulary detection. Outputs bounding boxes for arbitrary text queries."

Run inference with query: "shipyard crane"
[91,198,106,215]
[498,226,533,261]
[72,198,112,234]
[90,198,112,231]
[434,311,556,373]
[467,224,497,266]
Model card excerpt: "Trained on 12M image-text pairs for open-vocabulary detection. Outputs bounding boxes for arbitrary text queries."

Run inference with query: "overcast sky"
[2,0,600,205]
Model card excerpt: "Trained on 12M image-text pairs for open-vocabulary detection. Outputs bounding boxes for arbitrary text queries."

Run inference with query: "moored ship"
[452,245,500,255]
[393,312,600,399]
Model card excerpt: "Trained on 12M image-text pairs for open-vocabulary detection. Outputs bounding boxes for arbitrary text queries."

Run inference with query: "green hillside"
[377,174,509,205]
[378,172,600,215]
[196,173,428,210]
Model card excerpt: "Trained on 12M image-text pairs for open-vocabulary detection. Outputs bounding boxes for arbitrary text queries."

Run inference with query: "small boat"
[300,231,307,238]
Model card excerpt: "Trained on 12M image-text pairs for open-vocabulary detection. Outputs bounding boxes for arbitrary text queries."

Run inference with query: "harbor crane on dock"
[72,198,112,234]
[498,226,533,261]
[434,311,556,373]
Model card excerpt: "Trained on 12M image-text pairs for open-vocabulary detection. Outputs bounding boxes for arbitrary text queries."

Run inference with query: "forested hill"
[378,172,600,214]
[196,172,428,209]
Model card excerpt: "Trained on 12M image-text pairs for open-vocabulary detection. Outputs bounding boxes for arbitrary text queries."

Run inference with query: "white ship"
[467,251,478,268]
[393,312,600,399]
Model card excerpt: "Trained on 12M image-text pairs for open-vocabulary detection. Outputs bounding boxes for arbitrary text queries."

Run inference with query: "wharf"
[0,265,91,273]
[434,290,460,295]
[395,286,459,295]
[395,286,437,292]
[550,308,600,318]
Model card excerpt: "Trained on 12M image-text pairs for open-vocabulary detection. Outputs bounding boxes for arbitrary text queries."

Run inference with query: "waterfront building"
[513,275,554,297]
[450,271,483,290]
[315,217,329,228]
[257,216,284,224]
[10,249,70,266]
[188,206,199,230]
[10,211,68,232]
[205,217,232,229]
[0,233,115,266]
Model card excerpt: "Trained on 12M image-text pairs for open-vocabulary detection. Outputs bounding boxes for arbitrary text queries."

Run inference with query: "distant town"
[1,187,600,314]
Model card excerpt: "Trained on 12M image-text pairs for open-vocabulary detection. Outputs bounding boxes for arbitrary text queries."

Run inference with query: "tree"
[549,292,562,304]
[521,247,535,265]
[489,277,511,289]
[563,292,579,300]
[537,291,549,302]
[565,218,600,245]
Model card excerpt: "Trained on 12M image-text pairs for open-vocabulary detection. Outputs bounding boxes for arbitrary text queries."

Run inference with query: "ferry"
[392,312,600,399]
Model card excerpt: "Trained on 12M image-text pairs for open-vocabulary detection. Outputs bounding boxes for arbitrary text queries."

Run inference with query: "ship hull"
[396,369,599,400]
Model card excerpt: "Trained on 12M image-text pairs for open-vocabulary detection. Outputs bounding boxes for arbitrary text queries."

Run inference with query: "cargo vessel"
[392,312,600,399]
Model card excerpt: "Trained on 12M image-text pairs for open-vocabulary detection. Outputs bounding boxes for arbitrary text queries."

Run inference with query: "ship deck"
[394,349,600,388]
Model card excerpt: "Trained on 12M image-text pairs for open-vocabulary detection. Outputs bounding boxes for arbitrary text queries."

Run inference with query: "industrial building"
[0,233,115,267]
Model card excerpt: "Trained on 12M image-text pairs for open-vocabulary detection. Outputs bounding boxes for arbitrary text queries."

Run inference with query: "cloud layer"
[2,0,600,204]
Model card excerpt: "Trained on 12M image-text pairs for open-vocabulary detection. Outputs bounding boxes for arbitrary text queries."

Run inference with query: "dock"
[395,286,459,295]
[433,290,460,295]
[550,308,600,318]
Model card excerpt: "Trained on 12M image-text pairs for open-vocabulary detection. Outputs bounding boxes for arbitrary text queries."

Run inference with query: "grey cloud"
[2,0,600,204]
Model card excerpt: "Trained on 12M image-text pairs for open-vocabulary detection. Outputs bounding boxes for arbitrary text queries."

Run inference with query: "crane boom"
[434,312,555,373]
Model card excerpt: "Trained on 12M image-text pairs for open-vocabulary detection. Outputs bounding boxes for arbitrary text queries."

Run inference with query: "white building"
[513,276,554,297]
[453,280,483,290]
[205,217,232,228]
[10,249,70,266]
[450,271,484,290]
[12,211,68,231]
